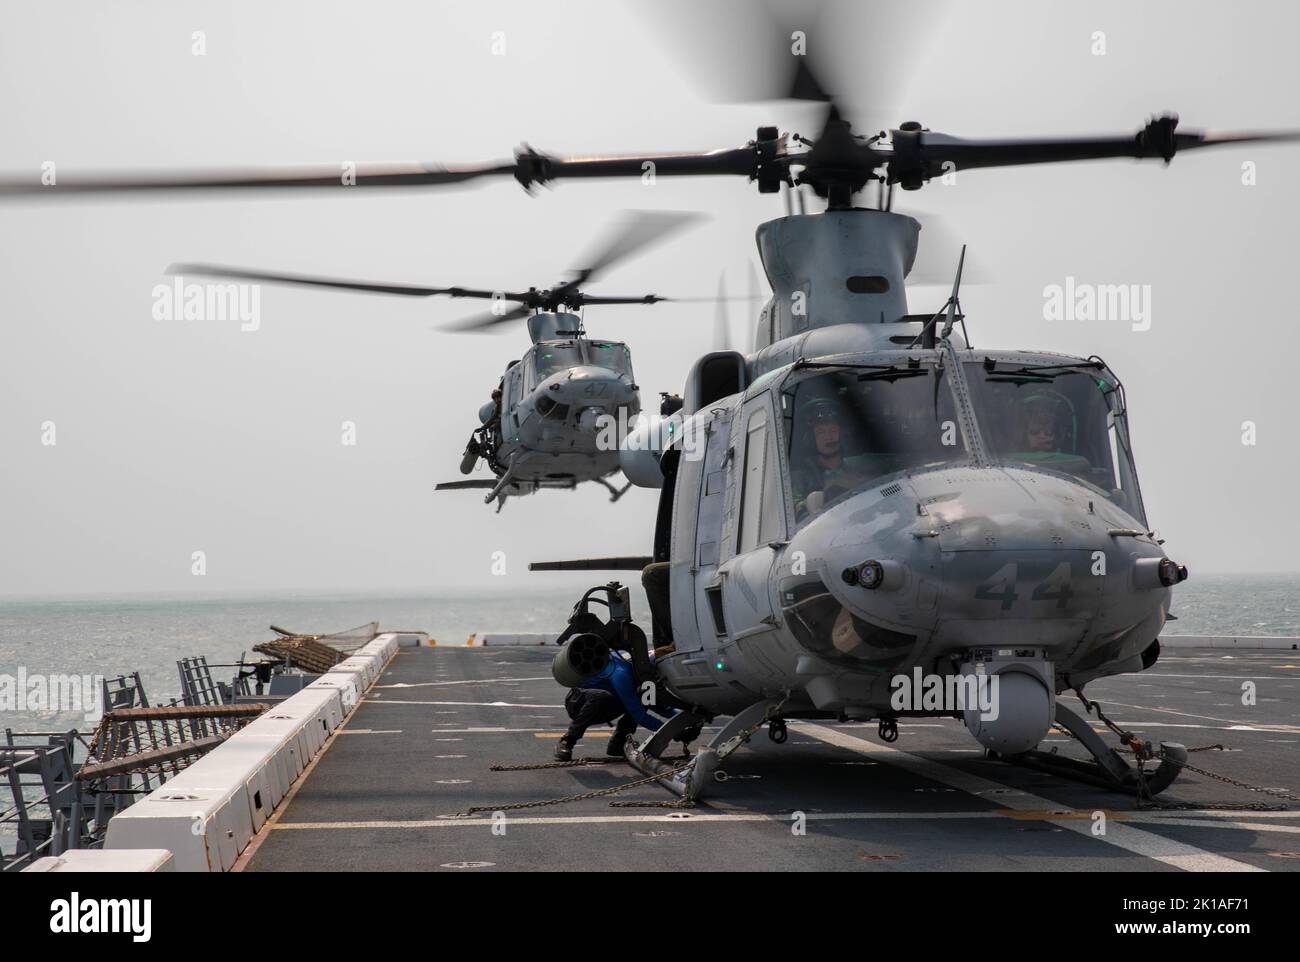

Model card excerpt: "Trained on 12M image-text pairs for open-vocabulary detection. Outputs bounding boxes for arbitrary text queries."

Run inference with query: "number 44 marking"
[974,562,1073,611]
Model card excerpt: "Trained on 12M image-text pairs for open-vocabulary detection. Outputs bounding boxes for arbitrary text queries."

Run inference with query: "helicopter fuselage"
[624,209,1185,756]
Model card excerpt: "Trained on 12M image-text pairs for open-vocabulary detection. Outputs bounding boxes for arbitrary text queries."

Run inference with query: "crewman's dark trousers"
[563,688,638,745]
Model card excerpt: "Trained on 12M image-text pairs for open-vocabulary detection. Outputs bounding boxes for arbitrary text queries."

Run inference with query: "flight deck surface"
[244,644,1300,872]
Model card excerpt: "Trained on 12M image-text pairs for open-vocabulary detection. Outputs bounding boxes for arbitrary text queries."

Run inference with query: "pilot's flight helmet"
[798,395,842,423]
[1018,390,1074,450]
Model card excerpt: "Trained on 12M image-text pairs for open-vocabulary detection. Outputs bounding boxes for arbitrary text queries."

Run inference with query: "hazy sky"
[2,0,1298,598]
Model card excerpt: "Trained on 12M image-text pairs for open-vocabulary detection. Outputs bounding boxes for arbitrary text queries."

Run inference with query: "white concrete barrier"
[471,632,558,647]
[102,632,401,871]
[24,849,174,872]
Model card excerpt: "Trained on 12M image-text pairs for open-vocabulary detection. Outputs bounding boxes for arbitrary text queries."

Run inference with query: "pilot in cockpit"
[1007,391,1100,483]
[1012,393,1076,461]
[791,396,870,519]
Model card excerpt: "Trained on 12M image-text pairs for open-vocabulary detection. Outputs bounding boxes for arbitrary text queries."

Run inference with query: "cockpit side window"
[505,361,522,410]
[737,407,768,553]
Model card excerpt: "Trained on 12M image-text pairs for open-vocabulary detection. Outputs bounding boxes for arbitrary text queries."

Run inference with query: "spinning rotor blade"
[883,118,1300,188]
[6,0,1291,211]
[570,210,706,286]
[0,161,519,198]
[440,304,533,333]
[747,258,764,305]
[578,294,667,306]
[0,147,763,200]
[712,273,733,352]
[905,213,992,286]
[167,263,508,300]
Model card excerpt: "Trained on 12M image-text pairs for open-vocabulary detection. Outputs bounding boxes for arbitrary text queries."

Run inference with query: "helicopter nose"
[791,466,1175,657]
[546,366,637,411]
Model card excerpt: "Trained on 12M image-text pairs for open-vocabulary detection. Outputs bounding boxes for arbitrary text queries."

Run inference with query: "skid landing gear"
[878,718,899,743]
[596,477,633,502]
[624,698,785,803]
[993,700,1187,797]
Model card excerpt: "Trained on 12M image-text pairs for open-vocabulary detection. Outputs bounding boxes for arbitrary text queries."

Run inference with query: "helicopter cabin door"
[672,407,731,653]
[501,357,525,440]
[717,395,783,641]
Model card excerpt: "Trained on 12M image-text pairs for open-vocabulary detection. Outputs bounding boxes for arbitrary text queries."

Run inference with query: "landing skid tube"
[596,477,633,502]
[484,454,517,506]
[624,699,784,802]
[993,701,1187,796]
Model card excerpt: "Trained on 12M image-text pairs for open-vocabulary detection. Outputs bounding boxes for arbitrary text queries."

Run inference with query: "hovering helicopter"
[3,0,1296,801]
[168,211,704,510]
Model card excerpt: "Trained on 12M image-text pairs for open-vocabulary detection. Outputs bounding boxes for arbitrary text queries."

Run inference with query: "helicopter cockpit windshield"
[585,341,633,376]
[964,362,1144,521]
[783,363,966,521]
[532,343,582,384]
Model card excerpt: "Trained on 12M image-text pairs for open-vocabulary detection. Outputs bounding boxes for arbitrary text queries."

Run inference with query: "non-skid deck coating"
[246,644,1300,872]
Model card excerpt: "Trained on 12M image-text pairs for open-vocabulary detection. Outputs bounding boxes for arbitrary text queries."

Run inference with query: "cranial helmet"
[1018,389,1076,450]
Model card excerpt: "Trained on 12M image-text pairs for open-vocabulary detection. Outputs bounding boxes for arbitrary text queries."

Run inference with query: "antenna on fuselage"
[939,245,967,342]
[913,244,969,350]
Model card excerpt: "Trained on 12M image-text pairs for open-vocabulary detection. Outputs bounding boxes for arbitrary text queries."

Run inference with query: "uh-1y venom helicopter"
[167,211,704,511]
[4,1,1297,801]
[523,61,1298,799]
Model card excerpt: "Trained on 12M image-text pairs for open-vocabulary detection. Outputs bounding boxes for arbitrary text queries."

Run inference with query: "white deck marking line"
[375,676,551,689]
[338,729,403,735]
[1135,811,1300,821]
[1137,819,1300,836]
[1086,698,1294,728]
[273,811,1010,829]
[363,699,561,709]
[271,810,1300,832]
[832,719,1300,734]
[427,727,568,733]
[1102,722,1300,734]
[1096,672,1298,681]
[793,722,1265,873]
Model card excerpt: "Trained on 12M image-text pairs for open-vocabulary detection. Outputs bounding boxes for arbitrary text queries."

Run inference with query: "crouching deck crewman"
[555,647,676,762]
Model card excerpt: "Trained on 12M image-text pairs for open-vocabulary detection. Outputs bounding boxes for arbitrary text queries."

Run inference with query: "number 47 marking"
[974,562,1073,611]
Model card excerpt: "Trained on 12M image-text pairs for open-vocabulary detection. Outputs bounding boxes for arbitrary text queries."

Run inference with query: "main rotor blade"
[0,161,519,198]
[0,146,764,201]
[747,258,764,304]
[440,303,532,333]
[167,263,508,299]
[886,116,1300,187]
[570,210,707,285]
[531,147,760,187]
[578,294,667,306]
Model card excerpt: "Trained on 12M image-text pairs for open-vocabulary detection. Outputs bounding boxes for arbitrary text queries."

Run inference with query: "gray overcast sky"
[2,0,1298,597]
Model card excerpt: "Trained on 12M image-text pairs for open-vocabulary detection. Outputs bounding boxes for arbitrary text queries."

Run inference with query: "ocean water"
[0,575,1296,734]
